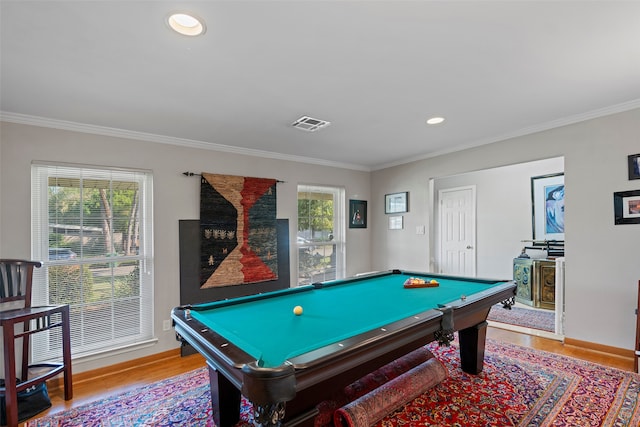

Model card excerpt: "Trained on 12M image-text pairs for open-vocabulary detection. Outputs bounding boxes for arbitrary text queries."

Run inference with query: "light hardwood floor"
[24,327,636,425]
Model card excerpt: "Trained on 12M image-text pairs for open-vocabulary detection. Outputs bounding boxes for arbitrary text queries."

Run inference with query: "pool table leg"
[208,364,241,427]
[458,320,488,374]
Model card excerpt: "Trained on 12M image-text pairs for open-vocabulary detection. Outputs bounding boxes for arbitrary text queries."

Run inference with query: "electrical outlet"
[163,319,171,331]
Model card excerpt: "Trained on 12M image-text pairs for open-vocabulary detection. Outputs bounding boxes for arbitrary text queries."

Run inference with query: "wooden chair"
[0,259,72,426]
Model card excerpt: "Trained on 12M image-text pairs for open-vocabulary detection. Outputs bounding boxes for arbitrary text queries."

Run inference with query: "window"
[31,163,153,361]
[297,185,345,285]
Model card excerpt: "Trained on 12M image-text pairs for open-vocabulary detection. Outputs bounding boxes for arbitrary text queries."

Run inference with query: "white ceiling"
[2,1,640,171]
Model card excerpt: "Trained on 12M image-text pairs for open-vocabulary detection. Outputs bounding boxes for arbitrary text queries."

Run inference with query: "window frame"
[296,184,345,285]
[30,162,154,362]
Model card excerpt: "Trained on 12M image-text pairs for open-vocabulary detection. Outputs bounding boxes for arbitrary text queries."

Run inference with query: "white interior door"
[438,186,476,276]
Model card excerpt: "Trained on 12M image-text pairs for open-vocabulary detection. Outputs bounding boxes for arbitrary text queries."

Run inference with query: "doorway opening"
[431,157,565,340]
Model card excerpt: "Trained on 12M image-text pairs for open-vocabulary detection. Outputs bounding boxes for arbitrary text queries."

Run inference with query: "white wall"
[0,121,371,373]
[371,107,640,351]
[2,108,639,369]
[0,135,2,248]
[433,157,564,279]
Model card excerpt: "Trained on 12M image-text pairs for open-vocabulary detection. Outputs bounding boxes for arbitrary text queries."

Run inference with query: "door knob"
[466,245,473,249]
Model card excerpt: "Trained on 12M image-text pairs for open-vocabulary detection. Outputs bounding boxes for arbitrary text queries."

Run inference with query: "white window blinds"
[31,163,154,362]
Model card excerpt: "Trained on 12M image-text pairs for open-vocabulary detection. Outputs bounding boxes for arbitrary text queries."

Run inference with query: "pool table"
[172,270,515,427]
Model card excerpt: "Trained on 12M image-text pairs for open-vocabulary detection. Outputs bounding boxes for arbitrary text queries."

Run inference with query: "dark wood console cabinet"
[513,258,556,310]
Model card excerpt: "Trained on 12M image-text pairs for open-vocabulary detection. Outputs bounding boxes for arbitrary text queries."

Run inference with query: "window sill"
[70,338,160,366]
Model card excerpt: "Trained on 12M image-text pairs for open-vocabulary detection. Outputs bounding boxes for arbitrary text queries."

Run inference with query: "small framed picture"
[385,192,408,214]
[349,199,367,228]
[614,189,640,225]
[388,215,403,230]
[628,154,640,180]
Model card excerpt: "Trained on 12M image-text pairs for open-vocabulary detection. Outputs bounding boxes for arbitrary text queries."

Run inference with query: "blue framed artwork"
[531,173,564,241]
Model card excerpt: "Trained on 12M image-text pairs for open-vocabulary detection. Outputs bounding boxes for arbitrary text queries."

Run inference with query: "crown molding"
[4,98,638,173]
[372,98,640,170]
[0,111,370,172]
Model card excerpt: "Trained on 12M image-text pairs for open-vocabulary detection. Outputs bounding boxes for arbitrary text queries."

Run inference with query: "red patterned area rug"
[378,339,640,427]
[26,368,216,427]
[487,304,555,333]
[27,339,640,427]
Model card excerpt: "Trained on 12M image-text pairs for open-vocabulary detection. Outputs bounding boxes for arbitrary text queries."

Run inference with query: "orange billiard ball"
[293,305,303,316]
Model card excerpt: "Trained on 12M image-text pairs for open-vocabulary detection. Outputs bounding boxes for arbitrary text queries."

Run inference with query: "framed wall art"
[531,173,564,241]
[385,192,408,214]
[628,154,640,180]
[614,189,640,225]
[349,199,367,228]
[388,215,403,230]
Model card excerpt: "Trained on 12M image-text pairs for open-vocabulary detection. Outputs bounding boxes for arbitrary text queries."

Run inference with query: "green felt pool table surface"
[188,271,508,368]
[173,269,516,427]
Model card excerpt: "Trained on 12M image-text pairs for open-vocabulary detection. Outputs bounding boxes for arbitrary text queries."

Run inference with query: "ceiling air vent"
[292,116,331,132]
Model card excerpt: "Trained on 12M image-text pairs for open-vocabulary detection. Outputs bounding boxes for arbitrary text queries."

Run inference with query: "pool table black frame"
[172,270,516,427]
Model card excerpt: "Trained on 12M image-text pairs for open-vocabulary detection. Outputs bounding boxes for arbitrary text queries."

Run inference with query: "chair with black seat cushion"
[0,259,72,426]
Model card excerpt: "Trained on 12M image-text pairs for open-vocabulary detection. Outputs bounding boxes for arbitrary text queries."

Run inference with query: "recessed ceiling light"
[426,117,445,125]
[167,12,206,36]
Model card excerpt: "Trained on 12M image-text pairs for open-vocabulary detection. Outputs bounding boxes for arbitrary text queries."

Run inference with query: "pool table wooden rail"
[171,271,516,427]
[172,304,446,426]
